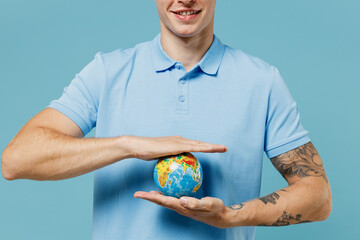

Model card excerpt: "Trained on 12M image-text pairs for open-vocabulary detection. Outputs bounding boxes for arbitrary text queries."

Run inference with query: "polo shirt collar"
[151,34,176,72]
[151,33,225,75]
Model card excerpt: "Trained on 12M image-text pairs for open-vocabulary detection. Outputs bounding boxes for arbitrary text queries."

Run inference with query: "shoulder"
[97,40,152,67]
[223,45,273,74]
[221,43,278,90]
[92,39,153,80]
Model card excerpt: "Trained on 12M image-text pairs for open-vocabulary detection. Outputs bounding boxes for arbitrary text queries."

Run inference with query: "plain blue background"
[0,0,359,239]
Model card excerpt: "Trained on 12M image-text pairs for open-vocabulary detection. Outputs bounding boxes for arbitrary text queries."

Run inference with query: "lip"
[171,9,201,21]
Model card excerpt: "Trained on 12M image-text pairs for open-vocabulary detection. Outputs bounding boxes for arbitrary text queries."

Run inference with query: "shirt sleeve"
[47,52,105,136]
[264,66,310,158]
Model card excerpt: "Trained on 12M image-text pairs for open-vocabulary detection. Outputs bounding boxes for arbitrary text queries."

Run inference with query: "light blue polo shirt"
[48,33,310,240]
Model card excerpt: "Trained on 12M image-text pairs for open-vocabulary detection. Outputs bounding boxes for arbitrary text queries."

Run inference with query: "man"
[1,0,331,239]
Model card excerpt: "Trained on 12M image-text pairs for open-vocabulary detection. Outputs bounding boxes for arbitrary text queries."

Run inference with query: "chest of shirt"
[96,63,269,156]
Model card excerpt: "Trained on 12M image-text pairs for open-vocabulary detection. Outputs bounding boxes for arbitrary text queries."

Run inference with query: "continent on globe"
[153,152,203,198]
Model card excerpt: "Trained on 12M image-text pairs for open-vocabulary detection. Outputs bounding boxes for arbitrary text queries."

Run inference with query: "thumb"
[180,197,204,210]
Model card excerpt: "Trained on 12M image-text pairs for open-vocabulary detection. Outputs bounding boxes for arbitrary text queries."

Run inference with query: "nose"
[177,0,195,4]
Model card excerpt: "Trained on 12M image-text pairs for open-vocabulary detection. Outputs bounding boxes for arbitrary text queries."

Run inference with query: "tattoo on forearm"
[229,203,245,210]
[274,211,301,226]
[270,142,328,183]
[259,192,280,205]
[258,211,312,226]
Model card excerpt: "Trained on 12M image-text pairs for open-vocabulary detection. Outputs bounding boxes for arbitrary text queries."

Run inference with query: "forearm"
[2,126,132,180]
[227,178,332,227]
[2,125,228,181]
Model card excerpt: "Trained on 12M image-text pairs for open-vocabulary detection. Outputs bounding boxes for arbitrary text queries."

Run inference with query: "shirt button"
[179,95,185,102]
[180,79,186,84]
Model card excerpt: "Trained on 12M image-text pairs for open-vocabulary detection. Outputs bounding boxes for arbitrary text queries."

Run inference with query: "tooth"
[181,12,186,16]
[187,11,190,15]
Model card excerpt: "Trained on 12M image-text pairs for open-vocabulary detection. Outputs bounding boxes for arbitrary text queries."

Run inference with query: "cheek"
[207,1,216,17]
[156,4,168,23]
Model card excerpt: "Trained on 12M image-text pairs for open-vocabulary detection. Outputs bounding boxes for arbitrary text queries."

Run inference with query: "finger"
[185,139,215,146]
[175,137,227,153]
[180,197,218,212]
[180,197,205,211]
[134,191,147,198]
[149,191,162,195]
[134,191,185,211]
[134,191,162,198]
[187,144,228,153]
[191,141,227,150]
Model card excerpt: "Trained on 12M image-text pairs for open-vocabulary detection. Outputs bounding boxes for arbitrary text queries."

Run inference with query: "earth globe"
[153,152,203,198]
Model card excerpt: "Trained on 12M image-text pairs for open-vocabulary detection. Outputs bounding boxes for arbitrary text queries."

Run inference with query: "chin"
[174,32,198,38]
[172,27,201,38]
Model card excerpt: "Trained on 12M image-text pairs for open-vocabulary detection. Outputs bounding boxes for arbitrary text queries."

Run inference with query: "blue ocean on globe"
[153,152,203,198]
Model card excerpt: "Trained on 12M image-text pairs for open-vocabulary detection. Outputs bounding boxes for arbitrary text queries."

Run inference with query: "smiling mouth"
[172,10,201,16]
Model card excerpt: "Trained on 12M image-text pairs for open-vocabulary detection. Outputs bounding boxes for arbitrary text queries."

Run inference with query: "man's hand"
[127,135,228,160]
[1,108,228,181]
[134,142,332,228]
[134,191,234,229]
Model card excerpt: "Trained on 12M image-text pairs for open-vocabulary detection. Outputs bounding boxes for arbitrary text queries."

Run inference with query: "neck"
[160,23,214,72]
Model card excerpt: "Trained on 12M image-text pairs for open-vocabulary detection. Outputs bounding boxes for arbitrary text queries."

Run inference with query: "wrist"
[223,207,240,228]
[116,135,135,159]
[225,202,258,227]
